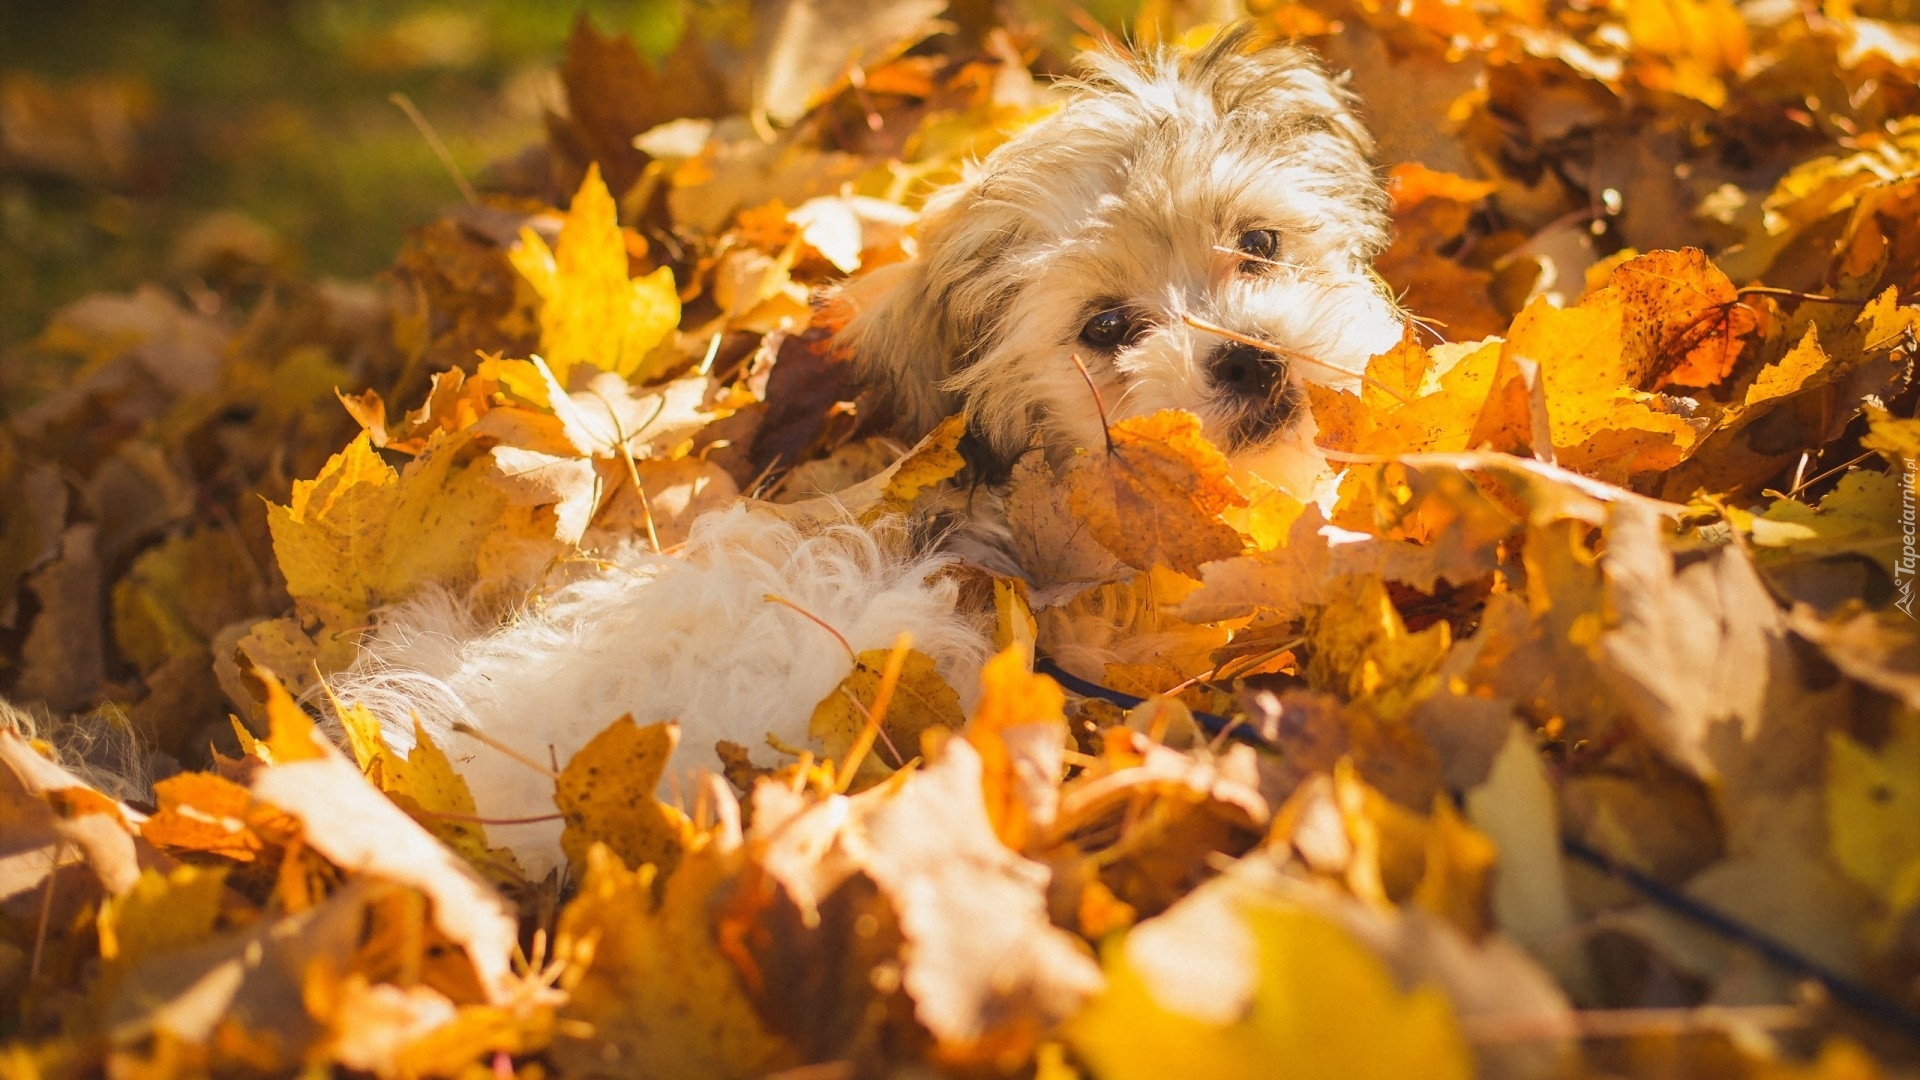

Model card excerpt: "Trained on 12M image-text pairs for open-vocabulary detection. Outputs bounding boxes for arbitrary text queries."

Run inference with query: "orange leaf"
[965,646,1068,851]
[1064,410,1248,577]
[1613,247,1758,390]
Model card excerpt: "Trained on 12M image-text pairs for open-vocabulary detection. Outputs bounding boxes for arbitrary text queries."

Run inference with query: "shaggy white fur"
[332,505,992,877]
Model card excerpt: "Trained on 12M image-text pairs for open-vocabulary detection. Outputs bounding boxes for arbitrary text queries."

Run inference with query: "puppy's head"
[835,26,1402,492]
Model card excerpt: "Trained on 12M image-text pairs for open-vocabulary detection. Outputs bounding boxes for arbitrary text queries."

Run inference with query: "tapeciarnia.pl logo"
[1900,456,1917,619]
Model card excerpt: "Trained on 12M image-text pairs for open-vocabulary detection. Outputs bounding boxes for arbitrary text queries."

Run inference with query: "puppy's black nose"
[1210,343,1281,398]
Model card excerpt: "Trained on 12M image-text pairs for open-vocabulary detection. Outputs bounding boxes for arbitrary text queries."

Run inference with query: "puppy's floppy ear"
[830,179,1027,441]
[830,249,955,440]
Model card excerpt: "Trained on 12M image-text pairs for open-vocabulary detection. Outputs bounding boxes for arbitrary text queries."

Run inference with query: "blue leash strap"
[1033,656,1264,747]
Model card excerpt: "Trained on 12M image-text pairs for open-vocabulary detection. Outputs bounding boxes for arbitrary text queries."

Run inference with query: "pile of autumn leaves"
[5,0,1920,1077]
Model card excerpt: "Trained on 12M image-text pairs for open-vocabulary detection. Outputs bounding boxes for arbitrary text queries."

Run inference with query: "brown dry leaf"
[247,672,522,1003]
[0,450,66,630]
[546,16,729,200]
[94,879,375,1069]
[1055,728,1269,849]
[1375,165,1506,342]
[839,740,1104,1057]
[1303,576,1451,722]
[1463,725,1579,955]
[556,717,700,879]
[0,726,145,896]
[1005,453,1127,592]
[1063,410,1248,578]
[749,325,866,480]
[1662,296,1912,498]
[585,455,740,550]
[746,739,1104,1060]
[1596,502,1844,825]
[1036,566,1231,698]
[14,524,105,712]
[111,528,267,675]
[334,991,556,1080]
[554,841,799,1078]
[1177,476,1508,626]
[751,0,950,128]
[14,0,1920,1072]
[773,412,967,524]
[386,213,542,381]
[1787,605,1920,709]
[1717,120,1920,285]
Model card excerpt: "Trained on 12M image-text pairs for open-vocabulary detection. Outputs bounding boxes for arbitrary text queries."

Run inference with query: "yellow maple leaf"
[556,717,699,880]
[265,431,399,624]
[1750,471,1900,577]
[879,412,968,509]
[511,162,680,385]
[1067,888,1472,1080]
[1828,713,1920,915]
[1304,577,1451,721]
[96,863,228,972]
[810,645,964,787]
[1862,404,1920,467]
[110,529,260,674]
[258,664,329,764]
[265,428,562,645]
[330,695,524,883]
[1502,292,1701,482]
[1619,0,1749,108]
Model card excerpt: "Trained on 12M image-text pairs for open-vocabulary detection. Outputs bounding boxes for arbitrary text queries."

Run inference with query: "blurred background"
[0,0,686,345]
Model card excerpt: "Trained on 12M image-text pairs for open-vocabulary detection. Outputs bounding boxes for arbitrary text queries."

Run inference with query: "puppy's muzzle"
[1210,341,1300,449]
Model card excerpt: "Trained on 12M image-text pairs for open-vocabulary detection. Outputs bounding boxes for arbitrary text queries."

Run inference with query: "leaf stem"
[836,632,913,792]
[30,839,59,984]
[449,722,562,780]
[1735,285,1871,306]
[1068,353,1116,455]
[764,594,857,664]
[388,93,478,206]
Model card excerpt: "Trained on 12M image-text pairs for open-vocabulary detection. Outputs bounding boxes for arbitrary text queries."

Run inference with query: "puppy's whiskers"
[1181,313,1412,406]
[1109,380,1151,418]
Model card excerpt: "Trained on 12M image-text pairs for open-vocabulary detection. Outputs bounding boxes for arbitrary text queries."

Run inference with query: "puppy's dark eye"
[1235,229,1279,263]
[1079,308,1135,349]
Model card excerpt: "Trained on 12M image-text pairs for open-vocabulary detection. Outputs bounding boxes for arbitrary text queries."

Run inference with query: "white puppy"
[339,28,1400,875]
[837,25,1403,494]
